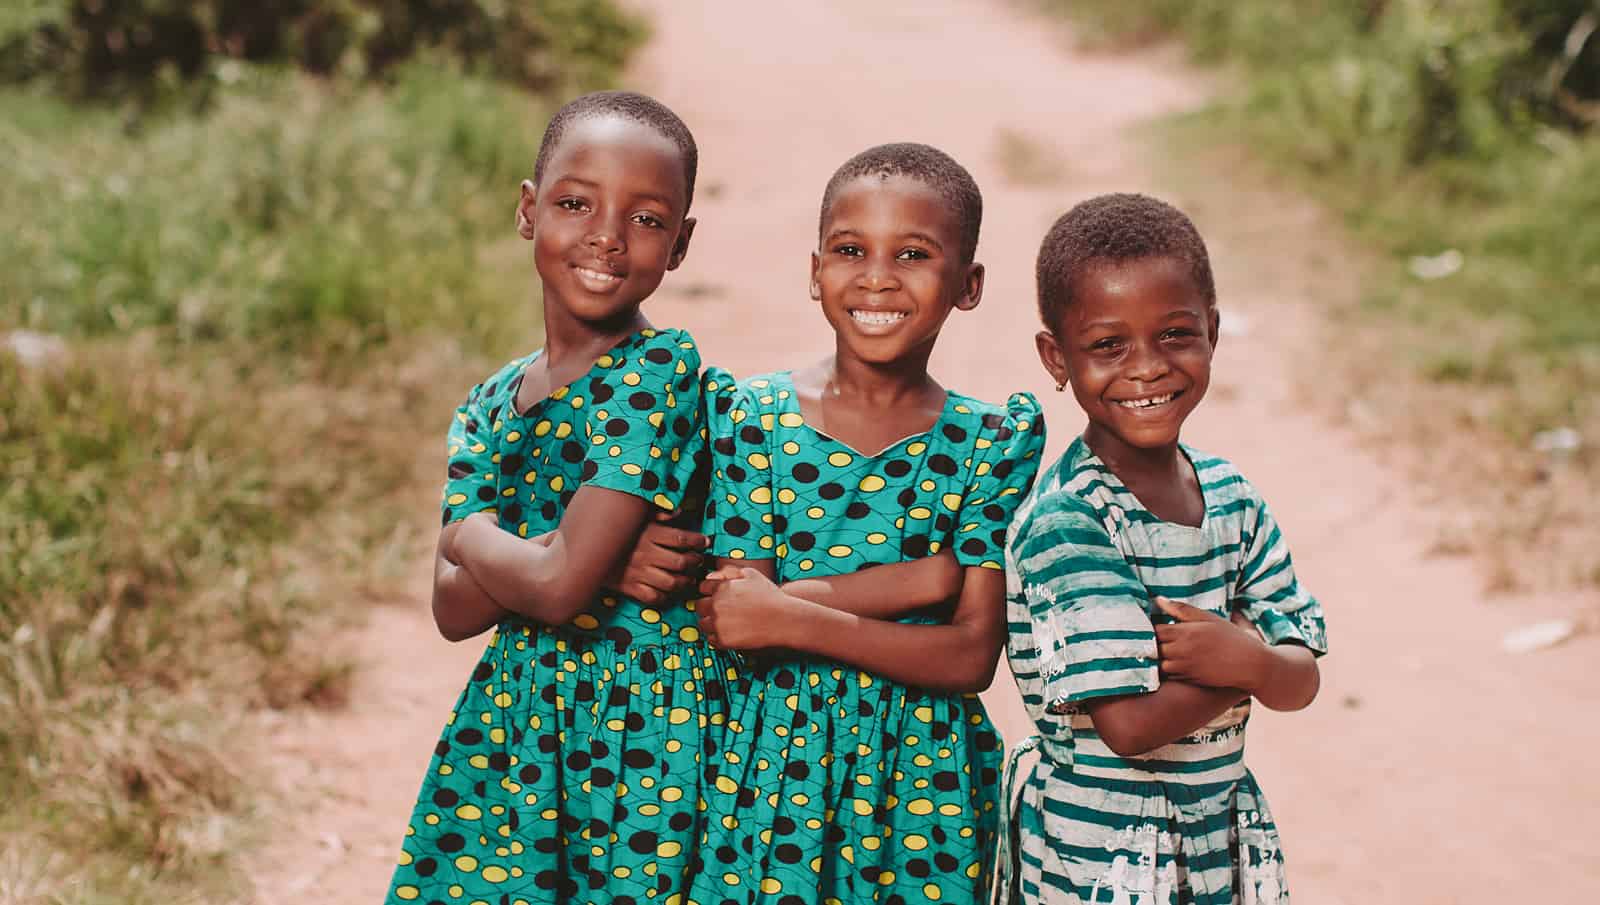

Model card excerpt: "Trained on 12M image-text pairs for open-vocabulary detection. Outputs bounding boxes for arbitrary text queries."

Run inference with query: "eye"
[632,212,665,229]
[896,247,930,261]
[1089,337,1124,353]
[832,243,863,257]
[556,197,587,212]
[1161,328,1198,342]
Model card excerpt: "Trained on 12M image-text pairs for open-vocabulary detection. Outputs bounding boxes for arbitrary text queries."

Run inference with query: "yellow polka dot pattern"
[390,330,728,904]
[690,372,1046,904]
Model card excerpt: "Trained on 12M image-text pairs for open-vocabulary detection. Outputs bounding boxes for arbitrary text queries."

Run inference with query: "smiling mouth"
[1114,391,1180,410]
[573,265,622,287]
[848,309,908,327]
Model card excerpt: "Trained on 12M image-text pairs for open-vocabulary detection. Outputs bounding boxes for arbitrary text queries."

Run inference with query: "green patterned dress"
[691,370,1045,905]
[384,328,733,905]
[1000,437,1327,905]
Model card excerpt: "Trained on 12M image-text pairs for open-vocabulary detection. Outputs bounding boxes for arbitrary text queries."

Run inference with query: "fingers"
[641,522,710,552]
[1154,596,1215,622]
[697,576,726,598]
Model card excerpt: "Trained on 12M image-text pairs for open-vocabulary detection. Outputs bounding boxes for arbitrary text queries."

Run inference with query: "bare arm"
[698,564,1005,693]
[450,485,655,625]
[779,551,964,618]
[1083,683,1248,757]
[431,521,512,642]
[1155,597,1321,713]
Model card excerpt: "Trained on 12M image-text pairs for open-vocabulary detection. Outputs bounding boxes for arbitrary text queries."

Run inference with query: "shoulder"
[614,327,702,375]
[1183,445,1267,517]
[463,351,537,404]
[944,390,1045,450]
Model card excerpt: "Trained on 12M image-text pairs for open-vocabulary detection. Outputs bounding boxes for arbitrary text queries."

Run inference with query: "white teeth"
[849,310,908,326]
[575,267,619,283]
[1117,392,1176,409]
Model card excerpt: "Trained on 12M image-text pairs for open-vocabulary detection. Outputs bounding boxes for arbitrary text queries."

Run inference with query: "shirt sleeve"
[579,330,703,512]
[954,392,1046,568]
[1008,491,1160,713]
[440,377,502,525]
[1234,489,1328,655]
[704,382,777,561]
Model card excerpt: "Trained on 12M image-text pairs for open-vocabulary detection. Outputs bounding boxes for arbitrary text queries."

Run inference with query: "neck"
[1083,423,1186,485]
[824,341,940,407]
[540,297,650,367]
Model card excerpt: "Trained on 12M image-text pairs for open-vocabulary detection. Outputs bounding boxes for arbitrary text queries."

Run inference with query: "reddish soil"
[251,2,1600,901]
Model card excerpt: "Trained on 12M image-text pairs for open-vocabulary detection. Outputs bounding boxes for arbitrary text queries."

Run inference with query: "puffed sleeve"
[1234,488,1327,655]
[1007,490,1159,713]
[440,361,518,525]
[954,392,1046,569]
[703,380,776,561]
[578,329,703,512]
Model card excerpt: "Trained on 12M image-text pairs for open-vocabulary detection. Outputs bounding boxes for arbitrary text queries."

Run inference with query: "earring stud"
[1055,381,1065,392]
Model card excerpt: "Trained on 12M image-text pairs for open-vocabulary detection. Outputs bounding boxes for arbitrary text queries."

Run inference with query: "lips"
[847,309,909,328]
[572,262,623,292]
[1113,390,1181,410]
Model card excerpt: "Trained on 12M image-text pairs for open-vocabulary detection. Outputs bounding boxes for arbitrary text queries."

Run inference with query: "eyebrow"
[549,176,677,209]
[822,228,946,250]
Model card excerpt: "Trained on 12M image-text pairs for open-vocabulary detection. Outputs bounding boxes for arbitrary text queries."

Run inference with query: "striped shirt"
[1000,437,1325,905]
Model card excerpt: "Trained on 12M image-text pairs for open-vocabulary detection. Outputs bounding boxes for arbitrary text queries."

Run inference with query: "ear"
[1035,329,1070,390]
[809,251,822,301]
[516,179,537,240]
[953,261,985,312]
[666,216,697,271]
[1207,306,1221,350]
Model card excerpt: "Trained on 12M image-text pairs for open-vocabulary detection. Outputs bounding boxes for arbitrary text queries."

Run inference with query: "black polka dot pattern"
[392,329,731,904]
[690,371,1045,904]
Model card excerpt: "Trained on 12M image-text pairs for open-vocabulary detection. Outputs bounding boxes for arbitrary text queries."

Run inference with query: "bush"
[0,65,543,901]
[0,0,646,101]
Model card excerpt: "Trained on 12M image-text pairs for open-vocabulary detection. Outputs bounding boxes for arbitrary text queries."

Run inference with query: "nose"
[1125,340,1170,382]
[585,210,626,255]
[858,252,900,292]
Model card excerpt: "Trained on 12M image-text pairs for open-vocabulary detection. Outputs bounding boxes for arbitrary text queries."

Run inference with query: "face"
[516,115,695,327]
[1036,256,1219,455]
[810,175,982,367]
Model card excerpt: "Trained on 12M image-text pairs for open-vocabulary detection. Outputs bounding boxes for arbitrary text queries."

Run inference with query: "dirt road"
[252,1,1600,901]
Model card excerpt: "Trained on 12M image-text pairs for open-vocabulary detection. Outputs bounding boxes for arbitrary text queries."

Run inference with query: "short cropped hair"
[532,90,699,212]
[818,143,983,266]
[1035,193,1215,331]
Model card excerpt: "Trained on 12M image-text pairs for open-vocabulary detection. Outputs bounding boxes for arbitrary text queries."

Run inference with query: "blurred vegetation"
[1,0,645,105]
[0,1,644,898]
[1048,0,1599,483]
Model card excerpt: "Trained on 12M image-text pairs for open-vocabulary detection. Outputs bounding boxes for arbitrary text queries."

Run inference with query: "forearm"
[454,522,597,625]
[1249,643,1320,711]
[780,552,962,619]
[779,600,999,693]
[1086,681,1247,757]
[432,559,507,642]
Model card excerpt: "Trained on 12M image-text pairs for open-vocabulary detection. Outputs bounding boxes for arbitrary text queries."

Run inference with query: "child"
[689,143,1045,905]
[385,91,722,905]
[999,194,1326,905]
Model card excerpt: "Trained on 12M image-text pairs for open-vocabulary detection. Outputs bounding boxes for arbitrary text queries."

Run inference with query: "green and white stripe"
[999,437,1325,905]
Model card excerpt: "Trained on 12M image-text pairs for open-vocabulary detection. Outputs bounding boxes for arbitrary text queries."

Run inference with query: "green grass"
[0,62,555,901]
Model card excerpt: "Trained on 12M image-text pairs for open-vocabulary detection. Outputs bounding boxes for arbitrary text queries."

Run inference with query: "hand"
[605,509,708,604]
[696,566,804,651]
[1153,596,1268,692]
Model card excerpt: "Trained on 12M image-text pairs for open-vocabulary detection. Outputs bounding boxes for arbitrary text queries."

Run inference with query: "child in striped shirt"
[998,194,1326,905]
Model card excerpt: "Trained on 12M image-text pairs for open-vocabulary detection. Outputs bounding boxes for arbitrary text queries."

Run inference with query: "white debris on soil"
[1408,248,1464,280]
[1501,619,1579,654]
[1531,427,1582,455]
[3,329,68,370]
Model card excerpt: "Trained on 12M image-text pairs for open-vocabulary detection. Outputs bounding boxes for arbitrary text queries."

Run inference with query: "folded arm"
[444,486,654,628]
[779,550,964,618]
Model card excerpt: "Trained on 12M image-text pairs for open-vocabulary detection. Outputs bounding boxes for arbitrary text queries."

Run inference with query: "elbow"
[937,639,1002,694]
[1092,714,1158,758]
